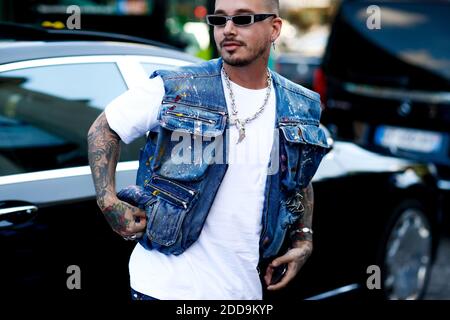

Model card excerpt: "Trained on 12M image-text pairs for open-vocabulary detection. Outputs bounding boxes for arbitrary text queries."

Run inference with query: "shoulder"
[270,70,321,103]
[271,71,322,123]
[150,59,222,80]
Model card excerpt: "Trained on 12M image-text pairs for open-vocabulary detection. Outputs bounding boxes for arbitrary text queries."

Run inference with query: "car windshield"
[326,2,450,90]
[345,2,450,82]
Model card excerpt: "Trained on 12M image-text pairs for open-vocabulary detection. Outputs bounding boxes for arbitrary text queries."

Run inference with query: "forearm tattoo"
[87,112,121,210]
[300,183,314,227]
[291,183,314,242]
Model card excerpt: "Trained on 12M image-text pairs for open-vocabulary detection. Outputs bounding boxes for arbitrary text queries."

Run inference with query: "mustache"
[220,39,246,47]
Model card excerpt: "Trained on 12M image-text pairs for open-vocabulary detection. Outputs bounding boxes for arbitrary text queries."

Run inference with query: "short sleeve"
[105,76,165,144]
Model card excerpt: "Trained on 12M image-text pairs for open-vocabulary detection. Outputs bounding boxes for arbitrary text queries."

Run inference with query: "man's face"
[213,0,277,67]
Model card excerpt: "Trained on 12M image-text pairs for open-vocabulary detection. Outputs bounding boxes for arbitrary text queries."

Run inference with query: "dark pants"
[131,288,159,300]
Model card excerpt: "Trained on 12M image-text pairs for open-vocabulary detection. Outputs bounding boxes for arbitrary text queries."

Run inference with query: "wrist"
[290,226,313,242]
[291,239,313,254]
[97,191,118,212]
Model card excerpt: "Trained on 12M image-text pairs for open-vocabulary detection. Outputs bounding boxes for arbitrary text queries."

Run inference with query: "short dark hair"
[266,0,280,14]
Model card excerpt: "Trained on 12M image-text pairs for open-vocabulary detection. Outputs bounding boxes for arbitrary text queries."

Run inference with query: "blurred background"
[1,0,449,301]
[0,0,337,82]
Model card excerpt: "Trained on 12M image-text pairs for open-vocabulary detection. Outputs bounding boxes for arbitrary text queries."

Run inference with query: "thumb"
[132,208,147,219]
[133,218,147,230]
[271,255,291,268]
[131,211,147,231]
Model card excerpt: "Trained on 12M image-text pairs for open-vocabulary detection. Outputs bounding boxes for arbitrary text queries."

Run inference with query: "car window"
[1,63,127,110]
[0,62,132,177]
[325,2,450,90]
[345,3,450,82]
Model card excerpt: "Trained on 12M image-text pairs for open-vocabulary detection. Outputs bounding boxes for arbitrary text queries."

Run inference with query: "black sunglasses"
[206,14,277,27]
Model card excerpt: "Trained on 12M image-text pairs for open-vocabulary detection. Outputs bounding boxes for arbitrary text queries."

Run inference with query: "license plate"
[374,126,443,153]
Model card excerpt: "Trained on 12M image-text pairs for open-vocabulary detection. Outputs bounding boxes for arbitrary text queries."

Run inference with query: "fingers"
[103,198,147,237]
[131,207,147,218]
[271,254,293,268]
[124,206,147,235]
[135,232,144,239]
[267,265,295,291]
[264,254,292,288]
[264,266,274,286]
[128,217,146,234]
[127,205,147,231]
[264,248,310,291]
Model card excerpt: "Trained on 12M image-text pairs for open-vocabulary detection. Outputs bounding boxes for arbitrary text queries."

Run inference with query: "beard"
[219,41,269,67]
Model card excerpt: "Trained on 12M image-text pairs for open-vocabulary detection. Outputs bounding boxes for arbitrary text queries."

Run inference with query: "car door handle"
[0,201,38,228]
[0,205,38,216]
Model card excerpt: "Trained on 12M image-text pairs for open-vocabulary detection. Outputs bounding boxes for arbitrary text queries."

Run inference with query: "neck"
[222,59,270,90]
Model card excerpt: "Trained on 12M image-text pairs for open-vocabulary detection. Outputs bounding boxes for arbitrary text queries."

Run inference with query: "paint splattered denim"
[118,58,330,258]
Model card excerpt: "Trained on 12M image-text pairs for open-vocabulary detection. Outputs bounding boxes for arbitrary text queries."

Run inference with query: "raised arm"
[87,112,146,239]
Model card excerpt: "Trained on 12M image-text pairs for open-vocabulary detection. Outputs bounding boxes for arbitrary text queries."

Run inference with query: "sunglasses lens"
[232,15,253,25]
[207,16,227,26]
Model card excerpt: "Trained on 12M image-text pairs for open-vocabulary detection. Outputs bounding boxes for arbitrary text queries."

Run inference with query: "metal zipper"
[144,197,157,207]
[162,100,227,116]
[165,110,216,124]
[279,120,316,126]
[146,183,189,210]
[152,175,196,196]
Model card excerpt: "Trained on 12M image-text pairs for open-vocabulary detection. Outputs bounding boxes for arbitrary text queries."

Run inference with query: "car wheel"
[381,200,433,300]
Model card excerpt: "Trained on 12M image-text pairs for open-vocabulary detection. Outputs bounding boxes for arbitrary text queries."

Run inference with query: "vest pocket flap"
[280,124,329,148]
[144,175,198,210]
[159,103,227,137]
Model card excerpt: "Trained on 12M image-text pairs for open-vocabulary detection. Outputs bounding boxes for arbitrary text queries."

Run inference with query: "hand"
[264,240,313,291]
[101,196,147,239]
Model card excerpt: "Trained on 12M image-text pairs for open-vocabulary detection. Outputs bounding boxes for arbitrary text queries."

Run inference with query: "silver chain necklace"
[222,67,272,144]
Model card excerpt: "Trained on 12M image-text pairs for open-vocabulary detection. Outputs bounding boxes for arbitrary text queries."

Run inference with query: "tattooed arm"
[291,183,314,244]
[87,112,146,238]
[264,183,314,290]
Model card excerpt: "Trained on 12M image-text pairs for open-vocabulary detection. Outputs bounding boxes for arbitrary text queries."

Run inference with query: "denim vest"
[120,58,329,259]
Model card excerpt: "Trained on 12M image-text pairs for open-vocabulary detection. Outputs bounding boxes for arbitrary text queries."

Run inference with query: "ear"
[271,17,283,42]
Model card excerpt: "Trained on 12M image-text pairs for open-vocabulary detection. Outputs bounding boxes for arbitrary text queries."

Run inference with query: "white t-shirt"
[105,72,276,300]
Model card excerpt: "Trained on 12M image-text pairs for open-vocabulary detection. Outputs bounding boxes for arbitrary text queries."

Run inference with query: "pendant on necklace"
[235,119,246,144]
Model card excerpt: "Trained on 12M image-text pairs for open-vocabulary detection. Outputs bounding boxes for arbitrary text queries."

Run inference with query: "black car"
[0,26,441,301]
[317,0,450,199]
[275,53,322,90]
[275,27,328,89]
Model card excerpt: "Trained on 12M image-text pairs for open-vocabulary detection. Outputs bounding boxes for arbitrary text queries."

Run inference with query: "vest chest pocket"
[280,123,330,190]
[154,102,227,182]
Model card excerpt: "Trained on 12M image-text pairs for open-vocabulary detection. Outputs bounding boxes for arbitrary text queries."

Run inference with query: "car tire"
[379,200,433,300]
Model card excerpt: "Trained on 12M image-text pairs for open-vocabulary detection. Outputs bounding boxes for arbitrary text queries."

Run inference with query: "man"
[88,0,329,300]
